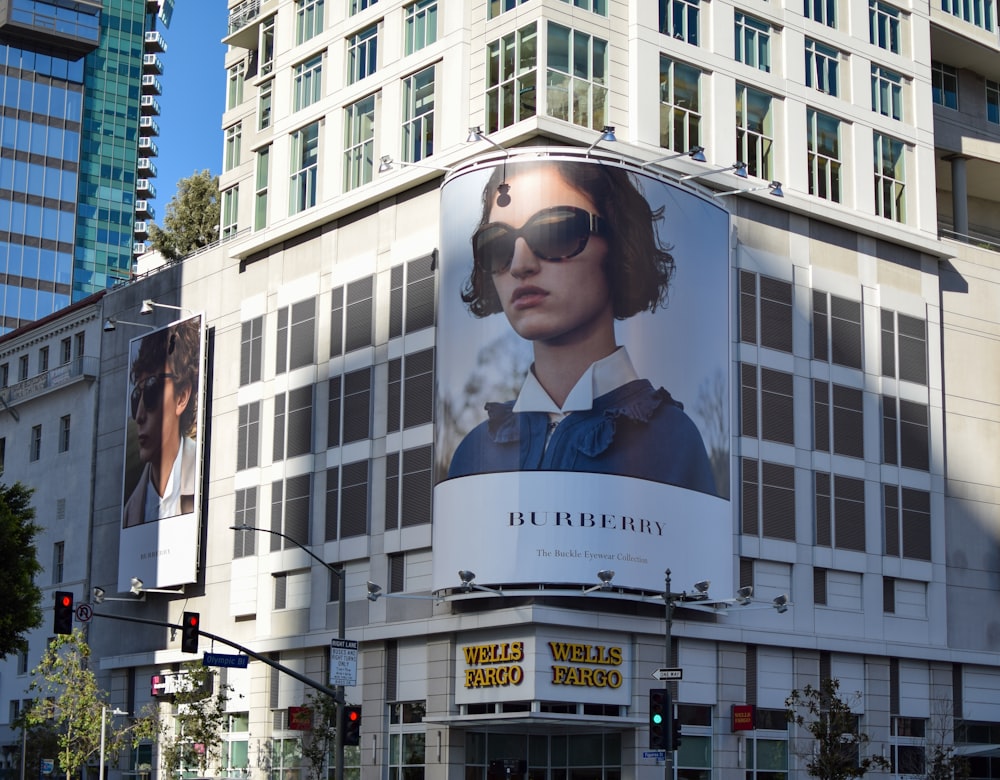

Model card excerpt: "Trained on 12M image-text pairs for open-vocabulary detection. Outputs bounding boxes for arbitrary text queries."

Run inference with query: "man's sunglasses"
[472,206,607,275]
[130,373,176,419]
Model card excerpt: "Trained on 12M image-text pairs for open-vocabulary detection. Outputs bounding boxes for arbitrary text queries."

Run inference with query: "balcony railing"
[0,356,99,408]
[228,0,261,34]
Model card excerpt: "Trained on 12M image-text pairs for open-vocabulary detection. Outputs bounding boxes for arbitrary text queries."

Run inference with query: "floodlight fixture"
[586,125,617,154]
[641,146,707,168]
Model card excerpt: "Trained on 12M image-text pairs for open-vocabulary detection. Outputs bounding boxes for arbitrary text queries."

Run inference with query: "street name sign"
[203,652,249,668]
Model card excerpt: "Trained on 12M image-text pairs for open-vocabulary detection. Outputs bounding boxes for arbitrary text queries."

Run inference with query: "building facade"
[3,1,1000,780]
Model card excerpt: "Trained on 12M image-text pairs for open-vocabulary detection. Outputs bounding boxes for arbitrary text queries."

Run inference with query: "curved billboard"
[433,152,732,594]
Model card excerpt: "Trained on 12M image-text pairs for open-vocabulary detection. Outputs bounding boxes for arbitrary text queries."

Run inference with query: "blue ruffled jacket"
[447,379,717,495]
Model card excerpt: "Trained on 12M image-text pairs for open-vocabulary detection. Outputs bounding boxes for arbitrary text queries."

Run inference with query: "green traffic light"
[652,714,663,724]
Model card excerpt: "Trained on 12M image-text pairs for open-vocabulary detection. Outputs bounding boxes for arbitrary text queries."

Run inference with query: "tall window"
[295,0,324,44]
[659,0,700,44]
[387,349,435,433]
[348,25,378,83]
[289,121,320,214]
[271,475,311,548]
[404,0,437,55]
[869,0,901,52]
[804,0,837,26]
[735,13,770,71]
[275,298,316,374]
[30,425,41,461]
[884,486,931,560]
[0,436,5,474]
[882,397,929,470]
[260,16,275,75]
[741,364,794,445]
[805,38,840,95]
[38,347,48,373]
[871,65,903,120]
[234,493,257,555]
[273,387,314,461]
[488,0,529,18]
[259,80,273,130]
[931,61,958,109]
[741,459,796,540]
[559,0,608,12]
[659,56,702,152]
[384,446,433,529]
[815,472,866,551]
[813,380,864,457]
[941,0,994,29]
[58,414,71,453]
[874,132,905,222]
[344,94,376,191]
[18,355,28,381]
[327,368,373,447]
[227,60,245,110]
[255,146,270,231]
[60,337,71,365]
[546,23,608,130]
[485,23,537,133]
[812,292,862,368]
[881,310,927,384]
[330,276,375,358]
[402,66,434,163]
[325,462,369,540]
[222,187,239,239]
[988,79,1000,124]
[739,271,793,352]
[52,541,64,583]
[240,317,263,386]
[736,84,773,180]
[388,255,435,338]
[293,54,323,111]
[225,122,242,171]
[237,402,261,470]
[351,0,378,12]
[806,108,841,202]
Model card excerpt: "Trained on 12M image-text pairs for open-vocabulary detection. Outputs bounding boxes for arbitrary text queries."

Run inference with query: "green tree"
[298,693,339,780]
[148,169,220,262]
[157,662,232,777]
[24,630,157,780]
[0,482,42,658]
[785,678,891,780]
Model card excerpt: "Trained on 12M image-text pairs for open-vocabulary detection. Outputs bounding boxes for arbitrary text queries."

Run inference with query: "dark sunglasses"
[130,373,176,419]
[472,206,608,275]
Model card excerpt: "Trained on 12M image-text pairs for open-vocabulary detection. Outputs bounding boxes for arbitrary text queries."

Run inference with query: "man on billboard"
[122,316,201,527]
[446,159,715,494]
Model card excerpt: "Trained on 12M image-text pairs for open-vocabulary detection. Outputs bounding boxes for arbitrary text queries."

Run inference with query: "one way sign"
[652,668,683,681]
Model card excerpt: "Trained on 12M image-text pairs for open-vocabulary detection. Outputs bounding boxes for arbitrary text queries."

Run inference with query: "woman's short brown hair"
[460,159,675,319]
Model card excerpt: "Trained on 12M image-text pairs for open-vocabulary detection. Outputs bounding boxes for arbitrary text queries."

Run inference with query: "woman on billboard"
[123,316,201,526]
[447,159,716,494]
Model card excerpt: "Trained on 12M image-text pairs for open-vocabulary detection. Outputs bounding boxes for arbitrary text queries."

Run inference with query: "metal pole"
[664,569,674,780]
[99,705,107,780]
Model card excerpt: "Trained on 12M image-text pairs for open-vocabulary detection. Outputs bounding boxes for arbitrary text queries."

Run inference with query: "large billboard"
[118,313,205,591]
[433,153,732,594]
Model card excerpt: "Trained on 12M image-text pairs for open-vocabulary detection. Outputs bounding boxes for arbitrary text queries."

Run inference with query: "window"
[227,60,245,110]
[237,402,261,470]
[890,717,928,775]
[486,24,537,133]
[807,108,841,202]
[735,13,770,71]
[988,79,1000,124]
[739,272,792,351]
[659,56,702,152]
[805,38,839,95]
[884,485,931,560]
[405,0,437,55]
[293,54,323,111]
[325,461,369,540]
[38,346,48,373]
[271,475,311,549]
[402,66,435,163]
[488,0,529,18]
[869,0,901,52]
[74,332,85,359]
[234,488,257,557]
[659,0,700,44]
[275,298,316,374]
[882,397,929,470]
[385,445,433,529]
[0,437,5,474]
[883,577,927,617]
[736,84,774,180]
[52,541,64,583]
[255,146,270,231]
[813,292,862,368]
[30,425,41,461]
[813,381,864,457]
[804,0,836,26]
[221,187,239,239]
[881,310,927,384]
[289,120,319,214]
[874,132,905,222]
[740,364,794,445]
[17,651,27,675]
[225,123,242,171]
[351,0,377,11]
[941,0,994,29]
[931,61,958,109]
[334,368,372,446]
[388,255,435,338]
[60,337,71,365]
[387,349,435,433]
[871,65,903,120]
[240,317,263,385]
[273,386,313,461]
[559,0,608,12]
[546,23,608,130]
[0,363,7,387]
[58,414,70,453]
[295,0,324,44]
[260,16,275,75]
[273,573,287,609]
[259,80,273,130]
[741,458,796,540]
[815,472,866,551]
[330,276,375,358]
[19,355,29,381]
[344,94,376,191]
[388,553,405,592]
[348,25,378,83]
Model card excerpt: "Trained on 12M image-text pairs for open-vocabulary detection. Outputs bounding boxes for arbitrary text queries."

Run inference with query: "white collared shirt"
[142,435,195,520]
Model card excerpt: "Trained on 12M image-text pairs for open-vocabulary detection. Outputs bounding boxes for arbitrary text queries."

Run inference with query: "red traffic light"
[187,614,199,627]
[60,594,72,607]
[347,709,360,723]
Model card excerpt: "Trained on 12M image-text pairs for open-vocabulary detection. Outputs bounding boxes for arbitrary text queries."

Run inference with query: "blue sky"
[152,3,229,209]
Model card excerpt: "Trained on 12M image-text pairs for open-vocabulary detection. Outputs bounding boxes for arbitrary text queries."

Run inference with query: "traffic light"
[671,717,683,752]
[649,688,669,749]
[181,611,200,653]
[342,705,361,746]
[53,591,73,635]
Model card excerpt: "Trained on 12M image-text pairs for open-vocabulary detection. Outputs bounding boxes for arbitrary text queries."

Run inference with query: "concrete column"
[947,154,969,239]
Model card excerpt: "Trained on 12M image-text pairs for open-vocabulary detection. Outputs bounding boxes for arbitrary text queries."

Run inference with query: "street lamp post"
[99,705,129,780]
[230,524,347,780]
[664,570,677,780]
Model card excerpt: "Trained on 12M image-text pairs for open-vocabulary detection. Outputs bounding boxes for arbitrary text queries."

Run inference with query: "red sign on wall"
[732,704,755,731]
